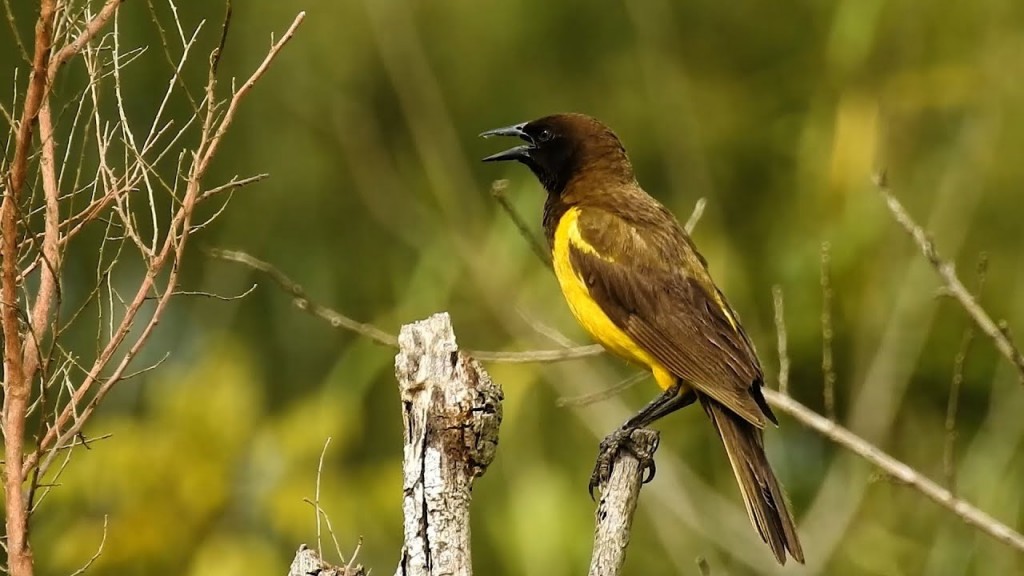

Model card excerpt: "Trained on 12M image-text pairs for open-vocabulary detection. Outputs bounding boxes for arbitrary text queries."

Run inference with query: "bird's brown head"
[480,113,634,195]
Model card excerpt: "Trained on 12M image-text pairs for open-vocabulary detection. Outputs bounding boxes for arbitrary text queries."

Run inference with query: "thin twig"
[772,285,789,395]
[344,537,364,575]
[302,501,346,571]
[164,284,258,301]
[206,248,398,347]
[876,171,1024,381]
[516,307,577,347]
[316,437,327,560]
[943,254,987,493]
[196,11,305,174]
[1,0,29,62]
[821,242,836,420]
[199,173,268,200]
[207,247,606,363]
[49,0,125,78]
[557,372,649,408]
[490,179,550,268]
[67,515,107,576]
[683,197,706,234]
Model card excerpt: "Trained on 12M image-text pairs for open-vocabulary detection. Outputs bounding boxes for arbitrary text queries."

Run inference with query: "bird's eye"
[536,128,553,143]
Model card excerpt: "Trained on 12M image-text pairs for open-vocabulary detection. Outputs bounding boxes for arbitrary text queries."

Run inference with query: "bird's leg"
[623,384,697,430]
[589,382,697,498]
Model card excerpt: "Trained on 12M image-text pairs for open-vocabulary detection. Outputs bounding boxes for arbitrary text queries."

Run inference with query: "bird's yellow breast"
[552,207,676,390]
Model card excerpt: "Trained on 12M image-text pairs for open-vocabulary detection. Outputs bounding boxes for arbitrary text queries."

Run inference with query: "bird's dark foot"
[588,428,659,500]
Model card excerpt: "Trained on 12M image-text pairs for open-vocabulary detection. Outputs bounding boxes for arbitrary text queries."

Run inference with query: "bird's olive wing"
[569,207,775,427]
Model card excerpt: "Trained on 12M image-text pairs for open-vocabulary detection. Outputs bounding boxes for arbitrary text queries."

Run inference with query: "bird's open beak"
[480,122,533,163]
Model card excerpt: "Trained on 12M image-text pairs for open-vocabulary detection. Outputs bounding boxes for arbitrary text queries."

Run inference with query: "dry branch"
[209,248,604,363]
[2,5,305,575]
[3,3,57,574]
[764,388,1024,552]
[876,173,1024,381]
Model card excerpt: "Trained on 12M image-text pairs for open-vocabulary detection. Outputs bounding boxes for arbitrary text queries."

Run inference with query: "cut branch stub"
[588,429,660,576]
[394,313,504,576]
[287,545,365,576]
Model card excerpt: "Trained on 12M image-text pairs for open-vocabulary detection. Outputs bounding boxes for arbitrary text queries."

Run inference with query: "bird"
[480,113,803,565]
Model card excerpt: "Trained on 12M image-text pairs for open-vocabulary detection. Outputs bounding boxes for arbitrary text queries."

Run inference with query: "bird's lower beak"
[480,122,533,163]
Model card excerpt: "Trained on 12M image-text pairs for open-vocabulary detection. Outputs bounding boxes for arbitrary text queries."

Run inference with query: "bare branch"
[876,172,1024,381]
[196,11,305,173]
[3,2,56,574]
[23,9,307,485]
[48,0,125,77]
[21,80,61,393]
[763,388,1024,553]
[206,248,399,347]
[208,247,606,363]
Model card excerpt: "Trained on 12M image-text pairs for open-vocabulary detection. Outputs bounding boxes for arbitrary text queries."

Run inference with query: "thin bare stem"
[772,285,789,395]
[490,179,550,268]
[943,254,987,493]
[67,515,107,576]
[48,1,125,78]
[196,11,305,174]
[199,173,268,200]
[206,248,399,347]
[557,372,649,408]
[876,172,1024,381]
[313,437,331,561]
[763,387,1024,553]
[821,242,836,420]
[207,247,606,363]
[683,197,706,234]
[1,0,29,62]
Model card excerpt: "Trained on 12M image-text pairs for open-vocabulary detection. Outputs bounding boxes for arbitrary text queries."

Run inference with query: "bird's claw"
[588,428,659,500]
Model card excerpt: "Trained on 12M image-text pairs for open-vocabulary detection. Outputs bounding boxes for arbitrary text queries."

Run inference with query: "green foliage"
[5,0,1024,574]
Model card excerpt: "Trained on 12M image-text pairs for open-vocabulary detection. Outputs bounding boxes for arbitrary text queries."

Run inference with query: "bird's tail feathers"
[701,395,804,565]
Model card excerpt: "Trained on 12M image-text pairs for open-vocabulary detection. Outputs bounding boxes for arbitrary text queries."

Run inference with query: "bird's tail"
[700,395,804,565]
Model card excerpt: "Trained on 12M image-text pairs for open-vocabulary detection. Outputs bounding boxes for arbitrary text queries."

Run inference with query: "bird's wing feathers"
[568,206,776,427]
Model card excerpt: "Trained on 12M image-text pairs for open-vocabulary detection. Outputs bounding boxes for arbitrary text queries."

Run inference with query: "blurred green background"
[4,0,1024,574]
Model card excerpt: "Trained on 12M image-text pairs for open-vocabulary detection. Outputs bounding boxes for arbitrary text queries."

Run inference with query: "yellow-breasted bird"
[481,113,803,565]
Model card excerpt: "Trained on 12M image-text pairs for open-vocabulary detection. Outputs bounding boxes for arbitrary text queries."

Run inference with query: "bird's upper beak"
[480,122,533,163]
